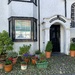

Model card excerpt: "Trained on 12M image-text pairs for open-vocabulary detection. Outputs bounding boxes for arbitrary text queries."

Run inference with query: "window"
[9,17,37,42]
[8,0,37,5]
[71,3,75,27]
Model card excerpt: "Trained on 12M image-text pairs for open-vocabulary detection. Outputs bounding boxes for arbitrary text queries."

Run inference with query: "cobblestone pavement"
[0,55,75,75]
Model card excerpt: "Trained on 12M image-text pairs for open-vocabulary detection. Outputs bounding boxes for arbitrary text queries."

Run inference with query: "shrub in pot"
[4,59,13,72]
[70,43,75,57]
[21,61,27,70]
[0,30,14,60]
[19,44,31,64]
[19,44,31,55]
[7,52,18,64]
[45,41,53,58]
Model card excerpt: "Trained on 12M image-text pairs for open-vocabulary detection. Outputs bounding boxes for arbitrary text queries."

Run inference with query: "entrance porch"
[42,15,71,55]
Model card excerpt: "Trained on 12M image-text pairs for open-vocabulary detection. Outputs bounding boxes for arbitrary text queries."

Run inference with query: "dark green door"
[50,25,60,52]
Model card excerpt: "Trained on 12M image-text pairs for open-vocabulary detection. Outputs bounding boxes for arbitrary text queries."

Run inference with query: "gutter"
[38,0,40,51]
[64,0,67,17]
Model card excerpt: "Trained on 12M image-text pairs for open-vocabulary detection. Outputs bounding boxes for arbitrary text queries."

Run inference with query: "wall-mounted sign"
[49,15,66,23]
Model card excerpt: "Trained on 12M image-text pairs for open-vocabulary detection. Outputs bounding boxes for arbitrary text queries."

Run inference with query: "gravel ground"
[0,55,75,75]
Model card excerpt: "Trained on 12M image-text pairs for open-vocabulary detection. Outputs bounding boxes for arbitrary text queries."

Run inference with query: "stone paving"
[0,54,75,75]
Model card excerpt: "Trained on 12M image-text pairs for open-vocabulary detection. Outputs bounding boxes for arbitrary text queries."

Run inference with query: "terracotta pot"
[0,63,3,69]
[4,64,12,72]
[31,58,36,65]
[24,58,30,64]
[13,57,17,65]
[21,64,27,70]
[70,50,75,57]
[45,51,51,58]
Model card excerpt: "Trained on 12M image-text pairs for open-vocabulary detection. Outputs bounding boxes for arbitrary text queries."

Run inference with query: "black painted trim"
[8,16,37,42]
[8,0,37,6]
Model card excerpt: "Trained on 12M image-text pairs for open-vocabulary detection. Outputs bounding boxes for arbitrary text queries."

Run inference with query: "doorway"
[50,25,60,52]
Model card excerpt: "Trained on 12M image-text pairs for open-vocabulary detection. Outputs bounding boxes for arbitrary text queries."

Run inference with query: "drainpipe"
[38,0,40,51]
[64,0,67,17]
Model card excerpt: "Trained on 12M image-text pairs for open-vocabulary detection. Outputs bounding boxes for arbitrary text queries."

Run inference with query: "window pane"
[34,21,37,40]
[15,20,31,39]
[9,21,12,39]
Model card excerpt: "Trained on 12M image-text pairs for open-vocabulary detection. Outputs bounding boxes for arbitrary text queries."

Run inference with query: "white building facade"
[0,0,75,55]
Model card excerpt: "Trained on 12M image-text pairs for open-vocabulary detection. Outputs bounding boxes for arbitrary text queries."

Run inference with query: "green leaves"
[0,30,14,55]
[45,41,53,52]
[19,44,31,55]
[70,43,75,50]
[5,59,12,65]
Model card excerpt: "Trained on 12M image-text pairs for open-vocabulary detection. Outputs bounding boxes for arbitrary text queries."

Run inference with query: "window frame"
[71,3,75,28]
[8,17,37,42]
[8,0,37,6]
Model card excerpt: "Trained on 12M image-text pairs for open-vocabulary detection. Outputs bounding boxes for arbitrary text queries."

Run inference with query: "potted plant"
[19,44,31,55]
[40,52,45,60]
[12,52,18,64]
[0,30,14,60]
[36,59,48,69]
[35,50,40,59]
[4,59,13,72]
[0,61,4,69]
[19,44,31,64]
[21,61,27,70]
[23,53,30,64]
[7,52,18,64]
[31,56,37,65]
[45,41,53,58]
[70,43,75,57]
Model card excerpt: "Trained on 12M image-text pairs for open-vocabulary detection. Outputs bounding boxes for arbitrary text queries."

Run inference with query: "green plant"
[12,52,18,58]
[70,43,75,50]
[21,61,27,64]
[40,53,45,58]
[0,30,14,55]
[7,52,18,58]
[5,59,12,65]
[35,50,40,54]
[19,44,31,55]
[37,59,47,63]
[45,41,53,52]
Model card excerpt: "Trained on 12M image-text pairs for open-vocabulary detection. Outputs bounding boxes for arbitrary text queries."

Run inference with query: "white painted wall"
[70,28,75,38]
[8,1,37,18]
[40,0,65,22]
[0,0,8,32]
[14,42,38,55]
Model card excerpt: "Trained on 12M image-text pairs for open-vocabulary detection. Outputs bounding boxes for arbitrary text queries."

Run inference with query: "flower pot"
[31,58,36,65]
[21,64,27,70]
[45,51,51,58]
[4,64,12,72]
[12,57,18,65]
[0,63,3,69]
[70,50,75,57]
[36,62,48,69]
[24,58,30,64]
